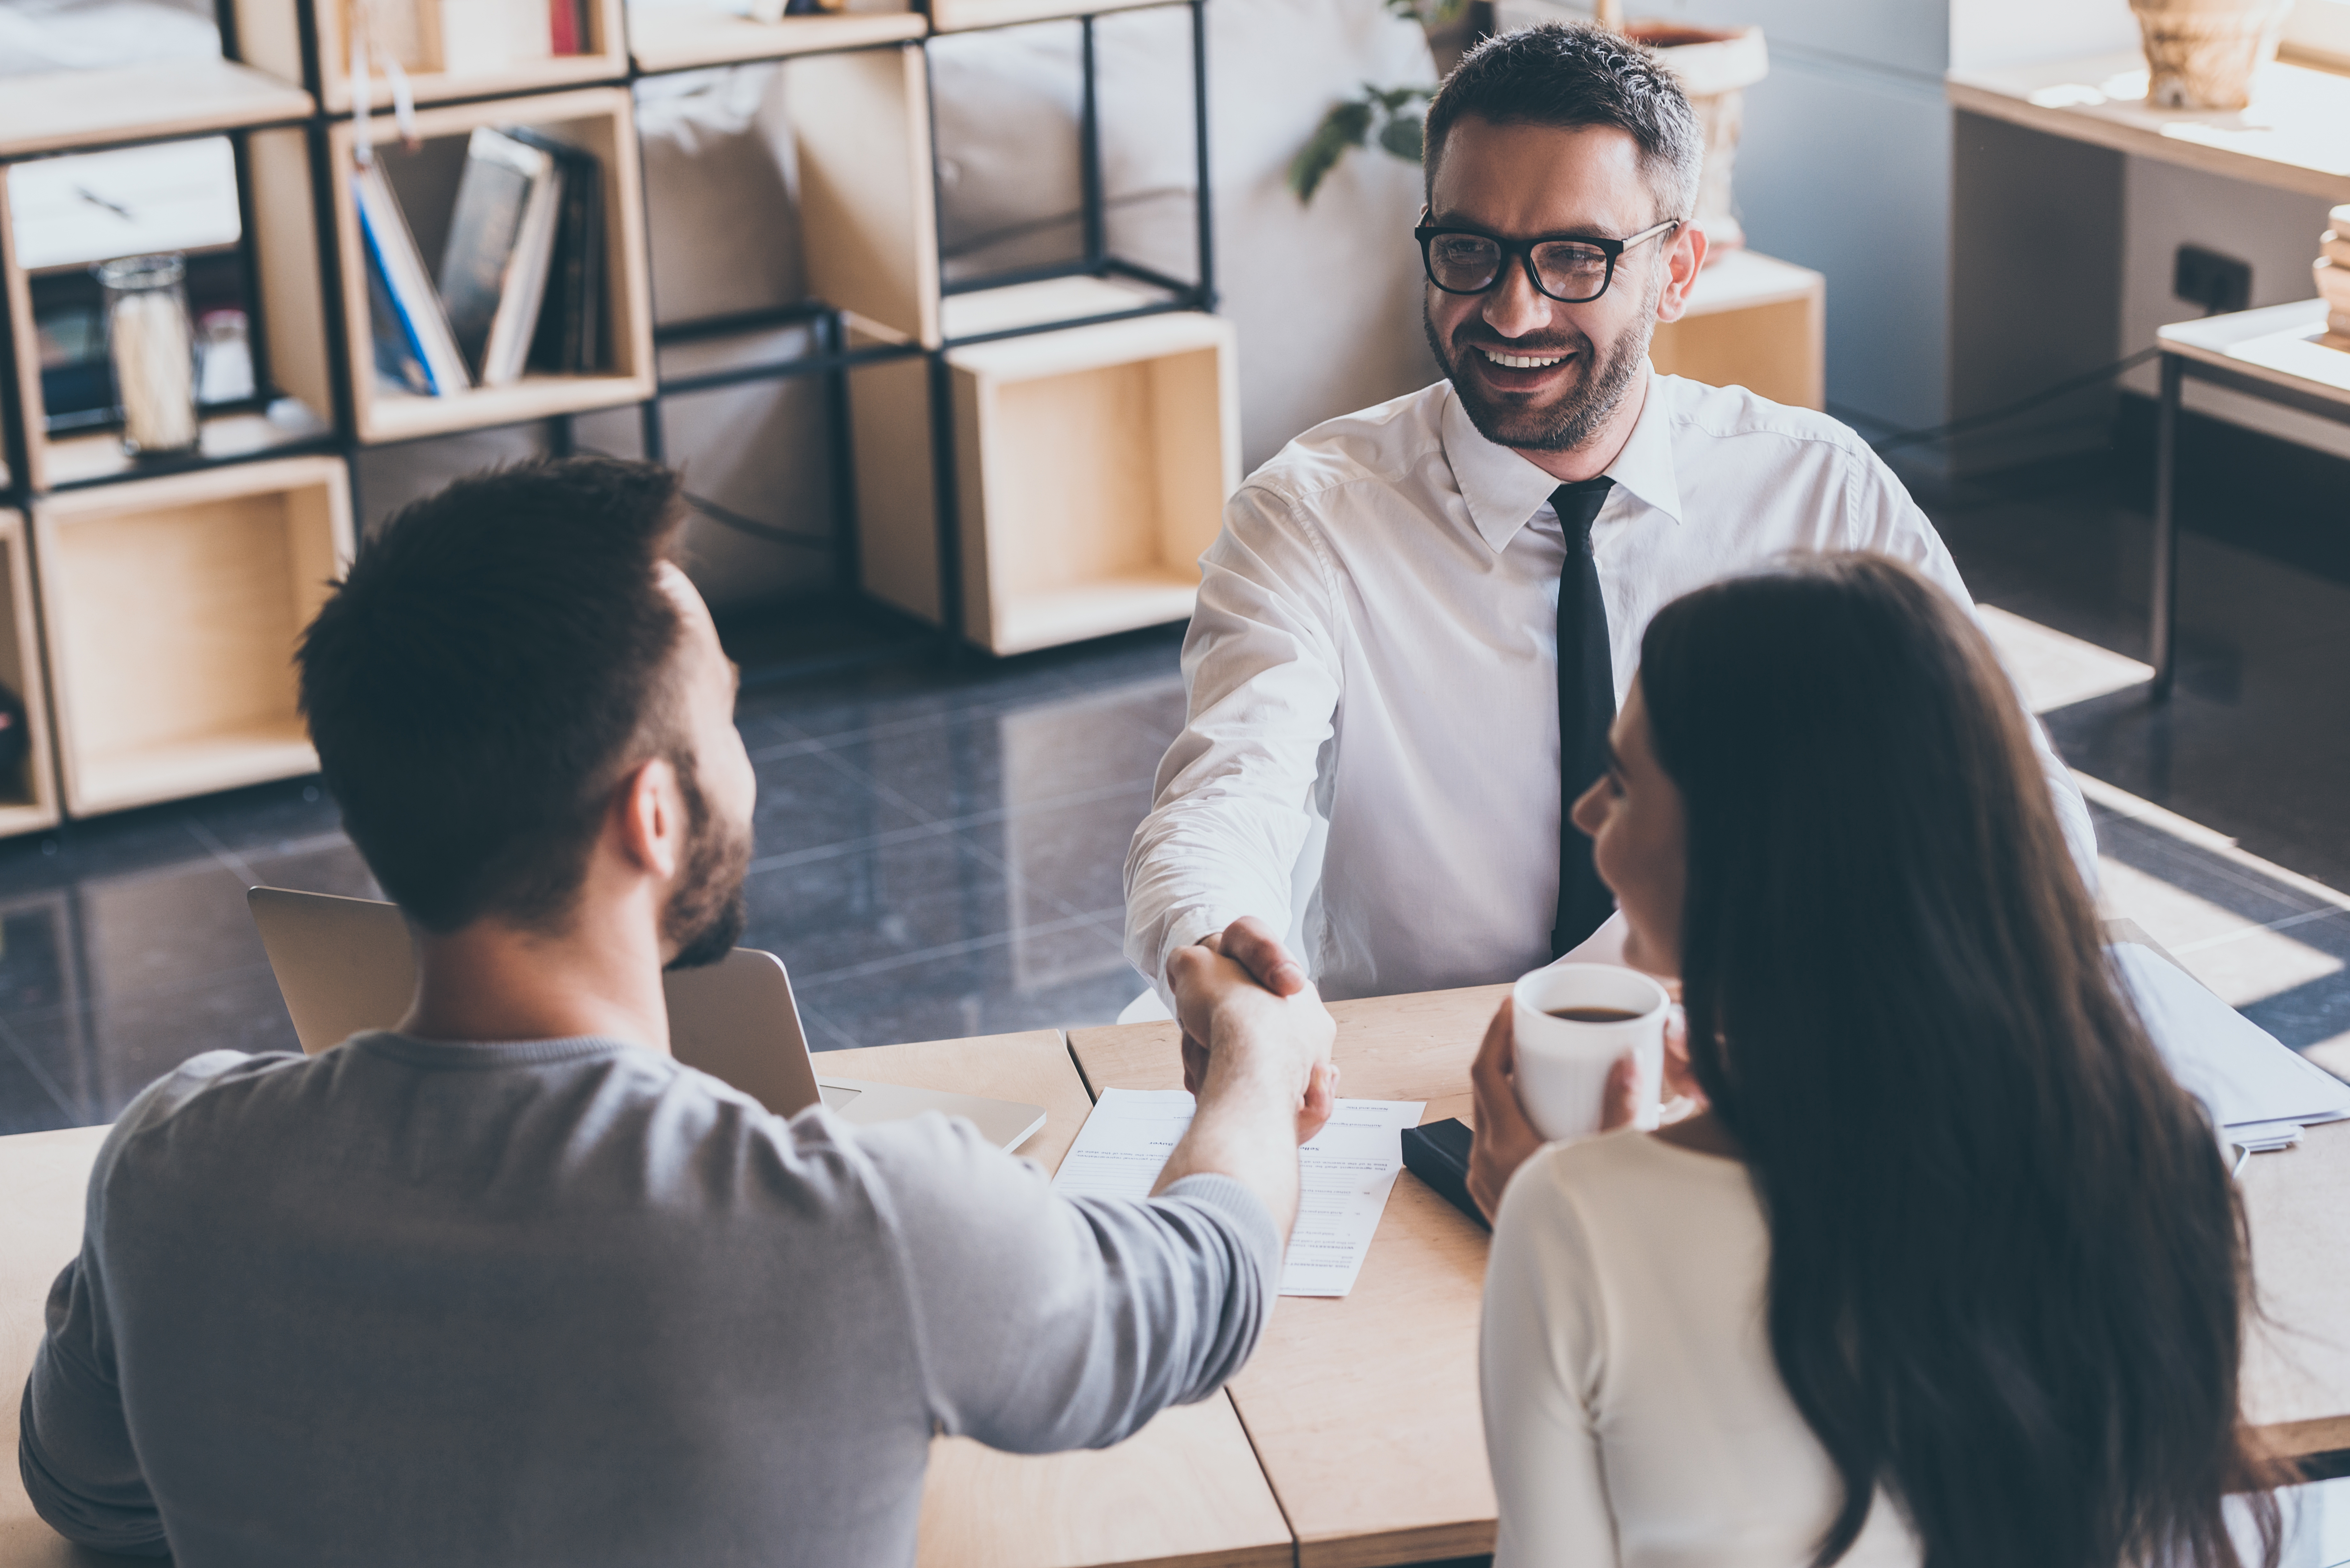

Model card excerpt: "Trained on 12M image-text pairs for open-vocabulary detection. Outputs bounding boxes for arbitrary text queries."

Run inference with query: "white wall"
[1948,0,2136,73]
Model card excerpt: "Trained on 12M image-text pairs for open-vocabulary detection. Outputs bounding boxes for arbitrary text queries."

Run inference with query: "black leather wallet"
[1400,1117,1489,1231]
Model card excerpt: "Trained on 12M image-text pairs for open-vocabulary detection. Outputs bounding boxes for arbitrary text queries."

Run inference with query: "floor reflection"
[0,624,1187,1132]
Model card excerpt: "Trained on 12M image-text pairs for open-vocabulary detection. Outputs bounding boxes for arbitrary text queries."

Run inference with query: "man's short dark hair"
[1423,22,1703,225]
[298,456,689,933]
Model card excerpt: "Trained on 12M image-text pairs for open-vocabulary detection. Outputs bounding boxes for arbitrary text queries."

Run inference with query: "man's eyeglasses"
[1414,218,1680,304]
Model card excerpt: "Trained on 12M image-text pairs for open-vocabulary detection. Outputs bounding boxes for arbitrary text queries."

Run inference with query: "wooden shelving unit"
[625,4,925,74]
[1650,250,1825,410]
[0,510,60,837]
[327,87,656,444]
[231,0,630,114]
[1,139,336,495]
[785,42,941,351]
[0,0,1220,833]
[857,307,1236,656]
[32,456,351,817]
[0,58,312,161]
[928,0,1169,31]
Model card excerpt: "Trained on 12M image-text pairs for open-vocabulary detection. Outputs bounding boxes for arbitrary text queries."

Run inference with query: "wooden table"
[1074,986,1512,1568]
[1072,982,2350,1568]
[0,1031,1292,1568]
[5,997,2346,1568]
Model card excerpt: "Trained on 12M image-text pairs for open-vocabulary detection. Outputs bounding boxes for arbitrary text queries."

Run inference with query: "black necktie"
[1550,477,1617,959]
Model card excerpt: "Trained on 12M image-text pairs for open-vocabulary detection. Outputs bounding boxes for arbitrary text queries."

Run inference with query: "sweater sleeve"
[19,1252,166,1557]
[1481,1148,1621,1568]
[856,1113,1282,1453]
[19,1051,267,1556]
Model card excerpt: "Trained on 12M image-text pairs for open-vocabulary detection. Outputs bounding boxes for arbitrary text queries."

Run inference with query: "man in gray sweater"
[19,457,1335,1567]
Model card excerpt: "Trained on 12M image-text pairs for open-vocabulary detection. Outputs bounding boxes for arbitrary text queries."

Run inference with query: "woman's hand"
[1469,1001,1548,1220]
[1468,1000,1655,1221]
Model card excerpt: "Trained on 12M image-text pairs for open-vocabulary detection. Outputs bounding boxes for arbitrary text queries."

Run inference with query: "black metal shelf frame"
[0,0,1217,688]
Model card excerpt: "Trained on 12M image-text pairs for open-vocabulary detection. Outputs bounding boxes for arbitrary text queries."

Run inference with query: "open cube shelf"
[0,511,60,837]
[789,43,939,350]
[1,133,338,495]
[1649,249,1825,410]
[854,310,1236,656]
[327,87,656,444]
[626,4,926,74]
[32,455,352,817]
[231,0,629,116]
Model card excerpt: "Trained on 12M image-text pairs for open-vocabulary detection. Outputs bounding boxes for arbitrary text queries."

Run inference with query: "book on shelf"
[508,128,607,375]
[437,128,567,387]
[354,159,471,397]
[366,244,434,395]
[549,0,588,54]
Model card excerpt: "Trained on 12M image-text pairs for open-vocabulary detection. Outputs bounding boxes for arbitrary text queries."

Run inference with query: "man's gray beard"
[1425,272,1659,454]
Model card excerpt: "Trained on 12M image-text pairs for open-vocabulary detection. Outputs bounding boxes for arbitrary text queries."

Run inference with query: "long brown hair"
[1635,554,2280,1568]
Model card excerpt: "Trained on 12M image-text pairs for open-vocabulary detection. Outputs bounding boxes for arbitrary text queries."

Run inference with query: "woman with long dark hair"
[1468,554,2280,1568]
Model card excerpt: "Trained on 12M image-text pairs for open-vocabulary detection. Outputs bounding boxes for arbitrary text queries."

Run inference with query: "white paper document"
[1052,1089,1424,1298]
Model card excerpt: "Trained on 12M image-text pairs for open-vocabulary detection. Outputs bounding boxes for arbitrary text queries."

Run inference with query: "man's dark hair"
[1423,22,1703,225]
[298,456,689,934]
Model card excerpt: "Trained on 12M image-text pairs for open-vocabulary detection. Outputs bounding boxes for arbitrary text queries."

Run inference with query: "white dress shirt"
[1482,1131,1922,1567]
[1124,369,2094,1002]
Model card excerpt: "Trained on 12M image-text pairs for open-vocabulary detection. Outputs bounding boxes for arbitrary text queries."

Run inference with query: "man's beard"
[1425,270,1659,454]
[662,751,752,971]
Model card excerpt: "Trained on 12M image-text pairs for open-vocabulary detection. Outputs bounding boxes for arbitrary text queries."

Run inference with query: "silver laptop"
[246,886,1045,1151]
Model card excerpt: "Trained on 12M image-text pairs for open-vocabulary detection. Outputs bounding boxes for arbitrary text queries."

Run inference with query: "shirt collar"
[1439,365,1685,552]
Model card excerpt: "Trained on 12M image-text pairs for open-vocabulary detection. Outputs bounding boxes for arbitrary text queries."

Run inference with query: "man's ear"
[1652,222,1709,325]
[609,755,684,880]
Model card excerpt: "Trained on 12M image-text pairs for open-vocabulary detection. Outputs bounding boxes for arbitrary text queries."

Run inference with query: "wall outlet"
[2174,245,2253,315]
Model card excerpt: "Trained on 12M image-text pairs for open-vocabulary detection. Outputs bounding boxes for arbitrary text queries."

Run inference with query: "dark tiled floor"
[0,623,1186,1135]
[1921,408,2350,894]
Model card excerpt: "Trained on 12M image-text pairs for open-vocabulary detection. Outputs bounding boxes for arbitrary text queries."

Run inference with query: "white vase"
[2129,0,2293,110]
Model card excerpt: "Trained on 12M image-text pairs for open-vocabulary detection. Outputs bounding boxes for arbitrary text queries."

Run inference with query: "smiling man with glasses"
[1125,22,2095,1011]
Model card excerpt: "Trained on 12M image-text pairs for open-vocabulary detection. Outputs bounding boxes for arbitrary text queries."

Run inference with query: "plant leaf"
[1287,98,1376,203]
[1378,112,1424,162]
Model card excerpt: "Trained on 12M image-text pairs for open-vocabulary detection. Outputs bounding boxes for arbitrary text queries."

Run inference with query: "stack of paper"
[1054,1088,1423,1297]
[2115,942,2350,1153]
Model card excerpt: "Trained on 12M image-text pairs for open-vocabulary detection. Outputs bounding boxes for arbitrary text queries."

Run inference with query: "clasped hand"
[1165,916,1340,1144]
[1467,997,1705,1222]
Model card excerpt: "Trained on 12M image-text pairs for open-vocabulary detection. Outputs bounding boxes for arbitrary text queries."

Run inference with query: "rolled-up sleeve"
[1124,482,1345,1006]
[857,1115,1282,1454]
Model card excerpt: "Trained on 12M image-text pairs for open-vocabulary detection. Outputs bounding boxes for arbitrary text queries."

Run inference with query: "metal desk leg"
[2149,353,2183,702]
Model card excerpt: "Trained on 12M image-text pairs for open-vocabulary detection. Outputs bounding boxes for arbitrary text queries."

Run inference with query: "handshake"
[1166,916,1341,1147]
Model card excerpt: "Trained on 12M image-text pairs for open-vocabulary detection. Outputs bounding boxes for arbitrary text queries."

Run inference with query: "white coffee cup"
[1509,963,1672,1142]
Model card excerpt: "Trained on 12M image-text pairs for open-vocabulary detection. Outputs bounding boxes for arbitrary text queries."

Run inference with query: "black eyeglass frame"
[1413,217,1682,304]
